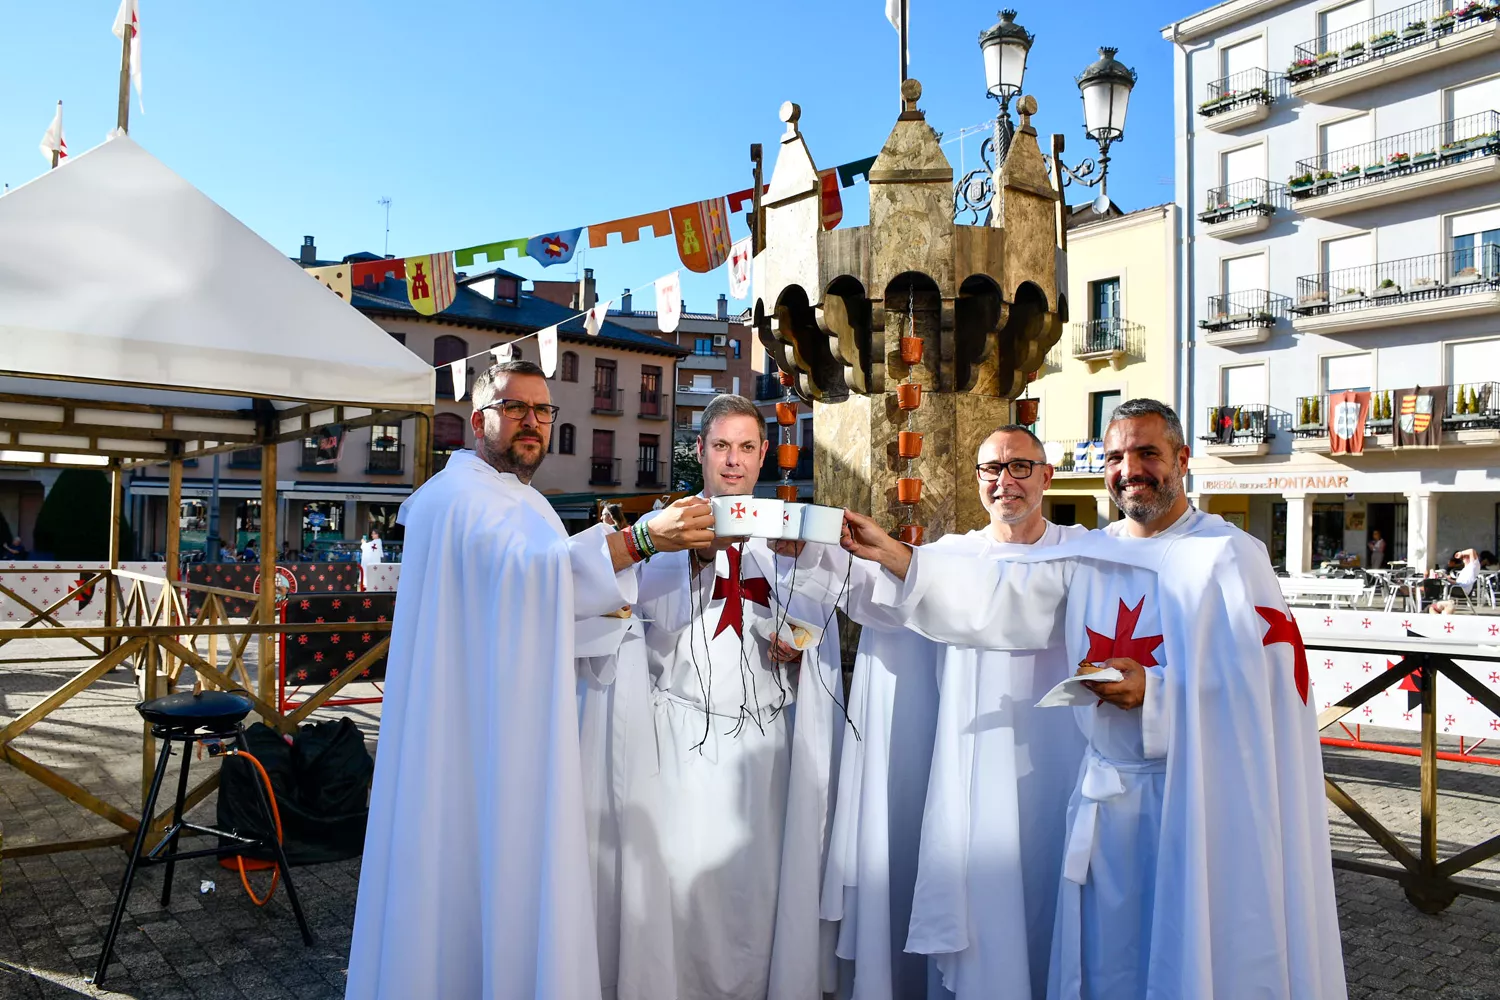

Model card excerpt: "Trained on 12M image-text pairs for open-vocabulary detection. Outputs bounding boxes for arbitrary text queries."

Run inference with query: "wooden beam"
[0,417,256,445]
[0,638,146,746]
[155,637,286,731]
[1325,775,1422,875]
[0,745,140,833]
[106,465,123,654]
[0,389,248,421]
[166,454,183,588]
[0,574,107,655]
[413,409,433,488]
[1,832,135,859]
[258,437,279,720]
[1,621,391,639]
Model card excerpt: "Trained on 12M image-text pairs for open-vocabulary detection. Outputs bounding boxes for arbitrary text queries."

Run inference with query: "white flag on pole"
[654,271,682,333]
[40,102,67,164]
[538,325,559,378]
[112,0,143,111]
[584,298,612,337]
[727,236,753,299]
[885,0,908,61]
[450,359,467,400]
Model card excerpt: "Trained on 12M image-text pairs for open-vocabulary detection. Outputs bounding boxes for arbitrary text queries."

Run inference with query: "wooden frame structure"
[1312,634,1500,912]
[0,384,433,858]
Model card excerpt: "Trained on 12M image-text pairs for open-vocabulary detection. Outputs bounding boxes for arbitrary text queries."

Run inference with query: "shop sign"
[1197,474,1351,493]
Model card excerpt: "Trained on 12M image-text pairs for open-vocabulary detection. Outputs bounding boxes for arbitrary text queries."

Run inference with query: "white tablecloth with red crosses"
[0,562,165,623]
[1295,607,1500,741]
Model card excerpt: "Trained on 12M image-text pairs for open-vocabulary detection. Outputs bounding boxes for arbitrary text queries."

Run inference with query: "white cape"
[347,451,634,1000]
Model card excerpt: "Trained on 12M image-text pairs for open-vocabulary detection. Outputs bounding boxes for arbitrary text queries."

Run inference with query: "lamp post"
[955,17,1137,222]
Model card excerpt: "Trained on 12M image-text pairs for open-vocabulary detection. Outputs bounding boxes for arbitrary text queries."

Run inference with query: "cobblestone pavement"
[4,638,1500,998]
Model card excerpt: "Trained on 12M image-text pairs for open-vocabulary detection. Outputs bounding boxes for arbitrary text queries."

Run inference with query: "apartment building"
[124,244,687,557]
[1166,0,1500,571]
[1029,202,1180,528]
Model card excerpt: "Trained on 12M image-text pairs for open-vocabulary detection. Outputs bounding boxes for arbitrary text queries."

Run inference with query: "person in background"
[279,542,293,562]
[1367,529,1385,569]
[598,502,625,532]
[240,538,259,563]
[1482,550,1497,569]
[1,536,26,560]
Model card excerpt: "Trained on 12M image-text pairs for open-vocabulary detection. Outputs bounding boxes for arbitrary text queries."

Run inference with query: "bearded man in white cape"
[576,392,848,1000]
[346,360,714,1000]
[818,425,1087,1000]
[840,399,1346,1000]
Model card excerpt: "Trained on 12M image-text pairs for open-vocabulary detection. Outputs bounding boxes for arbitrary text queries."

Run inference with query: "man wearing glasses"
[347,360,714,1000]
[825,425,1087,1000]
[839,399,1345,1000]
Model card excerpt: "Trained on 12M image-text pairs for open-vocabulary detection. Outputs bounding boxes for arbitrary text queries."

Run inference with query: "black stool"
[89,690,314,987]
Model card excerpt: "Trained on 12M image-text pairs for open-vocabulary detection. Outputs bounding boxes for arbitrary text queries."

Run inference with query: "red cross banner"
[1328,390,1371,455]
[654,271,682,333]
[670,198,733,273]
[406,253,456,316]
[728,236,753,300]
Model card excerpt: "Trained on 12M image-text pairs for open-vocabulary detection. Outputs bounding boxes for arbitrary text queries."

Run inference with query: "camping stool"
[88,689,314,987]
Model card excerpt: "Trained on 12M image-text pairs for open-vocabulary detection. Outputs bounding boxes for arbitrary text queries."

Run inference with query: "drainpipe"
[1172,23,1204,494]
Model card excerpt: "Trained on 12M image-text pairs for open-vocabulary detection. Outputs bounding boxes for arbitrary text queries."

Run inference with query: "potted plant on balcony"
[1469,131,1500,152]
[1401,19,1427,40]
[1342,40,1365,57]
[1317,49,1339,68]
[1337,163,1363,181]
[1370,29,1400,50]
[1296,289,1329,310]
[1387,151,1412,169]
[1314,169,1338,191]
[1411,147,1439,165]
[1334,286,1366,304]
[1287,56,1318,81]
[1372,277,1402,299]
[1363,160,1387,177]
[1253,310,1276,326]
[1433,12,1456,32]
[1453,265,1482,286]
[1288,171,1316,194]
[1456,1,1488,22]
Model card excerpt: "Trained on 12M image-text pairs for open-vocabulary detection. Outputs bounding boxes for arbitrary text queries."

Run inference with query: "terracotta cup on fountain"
[896,477,923,504]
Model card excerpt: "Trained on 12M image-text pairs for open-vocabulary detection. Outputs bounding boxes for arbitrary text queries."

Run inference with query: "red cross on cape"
[1085,597,1164,667]
[711,544,771,638]
[1256,606,1309,704]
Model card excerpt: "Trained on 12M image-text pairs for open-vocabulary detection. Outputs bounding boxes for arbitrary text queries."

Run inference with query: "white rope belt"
[1062,750,1166,885]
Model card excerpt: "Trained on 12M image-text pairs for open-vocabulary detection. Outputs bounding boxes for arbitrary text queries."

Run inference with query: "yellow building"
[1026,203,1179,528]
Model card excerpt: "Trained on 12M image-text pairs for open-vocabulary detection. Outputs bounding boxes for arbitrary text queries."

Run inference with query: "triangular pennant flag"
[585,299,612,337]
[112,0,142,112]
[450,359,467,399]
[538,325,559,377]
[654,271,682,333]
[305,264,352,302]
[728,237,753,300]
[818,168,843,231]
[406,253,457,315]
[351,258,405,288]
[836,155,878,187]
[40,102,67,164]
[491,343,516,364]
[454,239,527,268]
[526,229,583,268]
[670,198,733,273]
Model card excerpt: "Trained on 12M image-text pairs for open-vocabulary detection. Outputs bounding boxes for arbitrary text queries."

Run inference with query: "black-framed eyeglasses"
[976,459,1043,482]
[481,399,561,423]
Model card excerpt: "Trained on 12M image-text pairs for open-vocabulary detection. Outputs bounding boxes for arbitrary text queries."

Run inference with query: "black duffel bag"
[217,717,373,865]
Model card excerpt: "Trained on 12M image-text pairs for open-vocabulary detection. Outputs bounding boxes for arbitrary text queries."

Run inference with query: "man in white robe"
[823,425,1087,1000]
[346,360,714,1000]
[840,399,1346,1000]
[578,393,847,1000]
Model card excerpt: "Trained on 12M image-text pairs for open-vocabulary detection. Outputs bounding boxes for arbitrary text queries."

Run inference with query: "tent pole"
[412,409,434,488]
[106,464,124,654]
[258,440,279,722]
[116,23,132,133]
[165,450,182,587]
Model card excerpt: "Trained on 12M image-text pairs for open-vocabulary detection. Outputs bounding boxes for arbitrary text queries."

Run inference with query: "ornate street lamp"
[956,10,1034,223]
[1065,46,1137,201]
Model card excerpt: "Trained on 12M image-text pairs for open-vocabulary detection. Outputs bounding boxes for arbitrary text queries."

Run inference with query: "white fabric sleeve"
[633,550,698,633]
[1141,665,1168,759]
[566,523,639,620]
[876,546,1072,650]
[841,556,921,630]
[773,542,852,613]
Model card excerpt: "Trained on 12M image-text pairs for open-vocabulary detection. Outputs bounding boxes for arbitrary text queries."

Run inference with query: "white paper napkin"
[1037,668,1125,708]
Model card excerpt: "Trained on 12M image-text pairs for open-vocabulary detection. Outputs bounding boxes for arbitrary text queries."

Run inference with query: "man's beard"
[481,433,545,479]
[1110,472,1182,523]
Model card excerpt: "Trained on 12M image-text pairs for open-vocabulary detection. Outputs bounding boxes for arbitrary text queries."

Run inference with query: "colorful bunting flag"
[450,360,467,399]
[454,239,527,268]
[727,185,769,214]
[654,271,682,333]
[305,264,352,302]
[585,299,612,338]
[491,344,516,364]
[837,155,877,187]
[818,168,843,231]
[526,229,582,268]
[406,253,456,316]
[670,198,733,273]
[590,209,674,248]
[537,324,559,377]
[40,102,66,164]
[727,237,753,300]
[351,258,406,288]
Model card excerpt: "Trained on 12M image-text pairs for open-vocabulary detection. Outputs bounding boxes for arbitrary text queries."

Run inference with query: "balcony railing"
[639,391,664,418]
[755,372,783,400]
[1051,440,1106,475]
[592,387,623,414]
[1289,111,1500,194]
[1199,290,1290,331]
[1291,244,1500,315]
[636,460,663,488]
[589,457,621,485]
[1070,317,1145,359]
[228,449,261,470]
[366,446,403,474]
[677,383,727,398]
[1198,67,1275,117]
[1294,382,1500,437]
[1290,0,1499,80]
[1198,178,1282,223]
[1199,404,1286,446]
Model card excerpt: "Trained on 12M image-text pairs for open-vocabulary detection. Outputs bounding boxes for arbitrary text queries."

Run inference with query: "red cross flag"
[40,102,66,164]
[654,271,682,333]
[112,0,143,111]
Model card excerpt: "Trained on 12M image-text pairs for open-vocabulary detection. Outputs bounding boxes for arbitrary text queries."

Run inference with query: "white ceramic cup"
[711,495,785,539]
[781,503,806,539]
[799,504,844,545]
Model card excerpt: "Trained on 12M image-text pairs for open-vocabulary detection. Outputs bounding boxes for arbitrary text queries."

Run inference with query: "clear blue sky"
[1,0,1198,314]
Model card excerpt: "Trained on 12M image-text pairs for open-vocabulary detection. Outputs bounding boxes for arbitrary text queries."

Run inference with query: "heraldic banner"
[1393,385,1446,448]
[1329,390,1371,455]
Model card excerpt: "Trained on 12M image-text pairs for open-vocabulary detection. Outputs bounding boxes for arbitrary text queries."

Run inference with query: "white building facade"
[1166,0,1500,572]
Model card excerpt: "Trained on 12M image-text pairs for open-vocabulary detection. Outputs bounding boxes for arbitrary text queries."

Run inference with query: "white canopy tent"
[0,136,436,777]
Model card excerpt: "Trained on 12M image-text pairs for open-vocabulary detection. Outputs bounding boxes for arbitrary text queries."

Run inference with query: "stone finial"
[780,101,801,141]
[1017,94,1037,131]
[901,78,923,118]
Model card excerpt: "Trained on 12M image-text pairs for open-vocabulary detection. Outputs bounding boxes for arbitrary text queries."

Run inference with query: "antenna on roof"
[378,196,392,256]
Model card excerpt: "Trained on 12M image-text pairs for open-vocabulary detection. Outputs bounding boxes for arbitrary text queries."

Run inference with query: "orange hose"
[226,750,282,906]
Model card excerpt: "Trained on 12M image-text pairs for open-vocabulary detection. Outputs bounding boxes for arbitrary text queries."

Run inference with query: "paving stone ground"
[4,635,1500,998]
